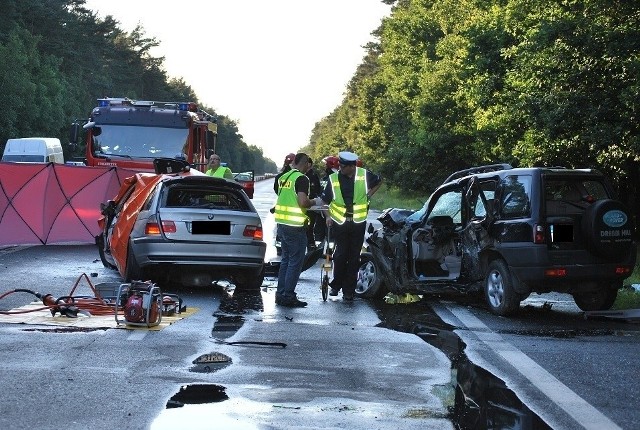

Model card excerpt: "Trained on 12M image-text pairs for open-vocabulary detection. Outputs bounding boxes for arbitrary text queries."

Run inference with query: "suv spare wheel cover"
[581,199,634,260]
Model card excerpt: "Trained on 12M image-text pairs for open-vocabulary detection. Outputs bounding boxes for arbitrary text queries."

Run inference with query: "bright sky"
[84,0,391,164]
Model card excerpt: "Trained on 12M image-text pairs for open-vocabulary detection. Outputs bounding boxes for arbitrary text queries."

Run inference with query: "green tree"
[0,0,275,172]
[308,0,640,216]
[0,28,69,145]
[496,0,640,212]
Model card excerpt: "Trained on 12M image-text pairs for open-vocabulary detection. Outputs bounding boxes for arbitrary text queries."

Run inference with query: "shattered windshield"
[428,190,462,223]
[406,195,431,223]
[407,188,463,224]
[92,125,189,159]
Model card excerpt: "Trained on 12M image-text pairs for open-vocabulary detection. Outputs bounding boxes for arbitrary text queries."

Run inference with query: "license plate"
[190,221,231,235]
[550,224,573,242]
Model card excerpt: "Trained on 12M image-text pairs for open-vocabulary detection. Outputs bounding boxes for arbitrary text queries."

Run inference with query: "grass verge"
[612,287,640,310]
[614,248,640,309]
[369,184,426,212]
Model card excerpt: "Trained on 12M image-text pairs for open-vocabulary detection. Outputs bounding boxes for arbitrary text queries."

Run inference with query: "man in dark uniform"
[314,155,339,244]
[314,151,382,301]
[305,157,322,250]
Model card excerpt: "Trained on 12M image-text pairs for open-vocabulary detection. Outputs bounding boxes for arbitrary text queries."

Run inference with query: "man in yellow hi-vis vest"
[274,152,315,307]
[314,151,382,301]
[205,154,233,178]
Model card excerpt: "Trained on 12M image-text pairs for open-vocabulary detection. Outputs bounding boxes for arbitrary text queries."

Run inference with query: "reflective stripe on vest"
[274,170,308,227]
[328,167,368,224]
[206,166,230,178]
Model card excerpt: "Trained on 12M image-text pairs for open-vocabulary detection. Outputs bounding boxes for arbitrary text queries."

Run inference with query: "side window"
[472,182,497,218]
[428,189,462,224]
[500,175,531,218]
[141,187,158,211]
[117,185,136,212]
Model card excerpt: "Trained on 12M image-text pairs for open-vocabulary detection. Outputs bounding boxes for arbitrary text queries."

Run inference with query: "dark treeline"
[0,0,276,174]
[306,0,639,217]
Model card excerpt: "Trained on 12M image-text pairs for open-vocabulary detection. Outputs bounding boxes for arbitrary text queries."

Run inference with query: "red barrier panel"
[0,162,137,246]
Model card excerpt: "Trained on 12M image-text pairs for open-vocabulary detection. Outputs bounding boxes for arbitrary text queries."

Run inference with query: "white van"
[1,137,64,163]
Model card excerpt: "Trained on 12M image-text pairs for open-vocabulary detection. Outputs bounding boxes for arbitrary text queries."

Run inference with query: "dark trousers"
[306,210,319,246]
[276,224,307,302]
[314,213,327,244]
[330,220,366,295]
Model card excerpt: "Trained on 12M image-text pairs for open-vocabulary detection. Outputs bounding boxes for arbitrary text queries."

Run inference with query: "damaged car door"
[410,186,463,285]
[458,176,497,283]
[409,176,496,293]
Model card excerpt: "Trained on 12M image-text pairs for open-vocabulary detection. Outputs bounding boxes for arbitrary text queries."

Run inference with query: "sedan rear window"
[163,187,250,211]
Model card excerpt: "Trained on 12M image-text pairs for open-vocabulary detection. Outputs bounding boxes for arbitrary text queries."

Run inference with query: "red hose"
[0,273,119,316]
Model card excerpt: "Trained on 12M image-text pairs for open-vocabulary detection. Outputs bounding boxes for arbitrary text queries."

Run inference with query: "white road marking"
[447,306,622,430]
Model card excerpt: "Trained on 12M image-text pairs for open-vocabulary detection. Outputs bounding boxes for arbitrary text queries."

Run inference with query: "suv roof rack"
[443,163,513,184]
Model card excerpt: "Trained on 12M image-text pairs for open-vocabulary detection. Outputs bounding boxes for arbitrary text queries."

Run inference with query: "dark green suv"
[357,164,637,315]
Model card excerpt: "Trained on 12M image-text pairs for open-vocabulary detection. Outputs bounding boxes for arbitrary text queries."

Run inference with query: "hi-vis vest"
[206,166,231,178]
[274,170,309,227]
[328,167,368,224]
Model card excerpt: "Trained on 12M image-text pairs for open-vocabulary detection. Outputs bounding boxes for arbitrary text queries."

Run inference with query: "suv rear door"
[542,173,633,262]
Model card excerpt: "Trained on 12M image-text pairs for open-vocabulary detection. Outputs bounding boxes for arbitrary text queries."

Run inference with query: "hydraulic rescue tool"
[1,274,185,323]
[38,293,90,317]
[0,289,90,317]
[115,281,163,327]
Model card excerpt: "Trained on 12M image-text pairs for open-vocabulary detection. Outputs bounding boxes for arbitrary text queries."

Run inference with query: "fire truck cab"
[70,98,217,173]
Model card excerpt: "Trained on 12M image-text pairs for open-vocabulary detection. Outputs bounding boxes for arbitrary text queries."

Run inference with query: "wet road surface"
[0,179,638,429]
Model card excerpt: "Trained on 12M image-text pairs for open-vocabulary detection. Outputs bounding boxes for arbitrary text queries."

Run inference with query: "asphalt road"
[0,178,638,430]
[0,179,453,430]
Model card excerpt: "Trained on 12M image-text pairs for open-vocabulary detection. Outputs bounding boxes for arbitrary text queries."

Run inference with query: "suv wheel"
[573,286,618,311]
[355,252,383,298]
[484,260,521,316]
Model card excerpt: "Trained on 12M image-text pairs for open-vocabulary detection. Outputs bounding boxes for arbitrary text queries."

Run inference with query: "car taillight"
[145,220,176,234]
[145,222,161,235]
[615,266,631,275]
[162,221,176,233]
[533,224,545,244]
[243,225,263,240]
[545,268,567,277]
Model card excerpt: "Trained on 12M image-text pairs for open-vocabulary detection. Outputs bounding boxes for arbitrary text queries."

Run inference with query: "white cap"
[338,151,358,165]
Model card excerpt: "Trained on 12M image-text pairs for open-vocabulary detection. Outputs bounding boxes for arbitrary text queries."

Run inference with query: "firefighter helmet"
[284,153,295,164]
[323,155,340,172]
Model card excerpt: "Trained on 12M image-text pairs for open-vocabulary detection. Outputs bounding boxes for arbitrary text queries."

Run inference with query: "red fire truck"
[70,98,217,173]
